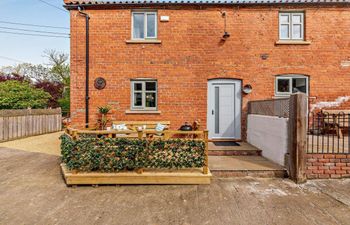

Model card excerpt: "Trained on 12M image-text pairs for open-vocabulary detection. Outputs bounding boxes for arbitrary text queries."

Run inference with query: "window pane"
[280,15,289,23]
[145,93,156,108]
[277,79,290,93]
[292,15,302,23]
[134,83,142,91]
[292,78,307,93]
[146,14,156,38]
[215,87,219,134]
[292,24,302,39]
[134,93,142,106]
[133,13,144,39]
[146,82,156,91]
[280,24,289,39]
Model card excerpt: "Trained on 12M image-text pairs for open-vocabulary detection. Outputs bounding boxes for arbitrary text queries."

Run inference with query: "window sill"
[272,95,291,99]
[125,40,162,44]
[275,40,311,45]
[125,110,161,114]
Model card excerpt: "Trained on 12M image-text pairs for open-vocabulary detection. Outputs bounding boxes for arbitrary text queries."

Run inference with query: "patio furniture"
[112,121,171,138]
[322,110,350,138]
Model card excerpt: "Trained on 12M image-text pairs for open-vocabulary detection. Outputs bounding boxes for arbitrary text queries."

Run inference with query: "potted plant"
[98,105,111,130]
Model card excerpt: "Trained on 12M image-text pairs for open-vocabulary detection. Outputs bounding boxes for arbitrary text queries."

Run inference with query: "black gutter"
[78,7,90,128]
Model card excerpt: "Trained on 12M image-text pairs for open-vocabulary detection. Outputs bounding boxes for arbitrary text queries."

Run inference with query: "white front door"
[207,79,241,139]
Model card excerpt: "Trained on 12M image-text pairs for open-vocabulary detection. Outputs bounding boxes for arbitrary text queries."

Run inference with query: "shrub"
[0,80,51,109]
[0,73,26,82]
[34,80,64,108]
[60,134,205,172]
[58,88,70,115]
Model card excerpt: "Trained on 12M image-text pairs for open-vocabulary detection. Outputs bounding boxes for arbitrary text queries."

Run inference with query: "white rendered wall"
[247,114,289,166]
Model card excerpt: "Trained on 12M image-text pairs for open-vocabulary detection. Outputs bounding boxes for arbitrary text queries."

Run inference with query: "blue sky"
[0,0,70,67]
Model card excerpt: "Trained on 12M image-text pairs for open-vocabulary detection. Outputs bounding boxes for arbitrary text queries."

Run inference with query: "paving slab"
[209,155,285,171]
[0,147,349,225]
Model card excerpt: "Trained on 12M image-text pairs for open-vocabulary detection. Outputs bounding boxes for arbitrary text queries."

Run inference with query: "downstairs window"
[275,75,309,96]
[131,80,157,110]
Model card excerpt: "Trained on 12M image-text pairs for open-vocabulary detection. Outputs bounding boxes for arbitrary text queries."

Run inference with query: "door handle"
[212,110,214,115]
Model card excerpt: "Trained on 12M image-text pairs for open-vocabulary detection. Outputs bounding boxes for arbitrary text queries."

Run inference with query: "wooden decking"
[61,164,212,185]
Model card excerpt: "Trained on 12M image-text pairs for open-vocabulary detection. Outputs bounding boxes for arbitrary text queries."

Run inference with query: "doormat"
[213,142,240,146]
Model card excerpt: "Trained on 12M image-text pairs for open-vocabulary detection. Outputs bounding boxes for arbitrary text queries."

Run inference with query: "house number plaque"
[94,77,106,90]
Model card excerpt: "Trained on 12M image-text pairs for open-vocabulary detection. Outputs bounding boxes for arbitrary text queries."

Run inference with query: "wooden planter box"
[61,164,212,185]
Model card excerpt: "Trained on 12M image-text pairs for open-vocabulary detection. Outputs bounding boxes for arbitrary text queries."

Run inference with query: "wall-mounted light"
[243,84,253,94]
[221,11,230,40]
[222,32,230,39]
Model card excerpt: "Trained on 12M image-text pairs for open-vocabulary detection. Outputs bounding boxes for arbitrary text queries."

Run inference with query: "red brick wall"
[306,154,350,179]
[69,5,350,138]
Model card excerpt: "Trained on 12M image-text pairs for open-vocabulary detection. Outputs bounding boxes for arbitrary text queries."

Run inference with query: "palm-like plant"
[98,106,111,130]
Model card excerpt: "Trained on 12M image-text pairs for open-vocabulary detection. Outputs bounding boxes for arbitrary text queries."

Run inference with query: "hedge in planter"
[138,139,205,169]
[60,134,205,172]
[60,134,146,172]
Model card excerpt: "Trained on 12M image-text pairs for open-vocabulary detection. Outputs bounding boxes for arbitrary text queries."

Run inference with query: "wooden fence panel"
[0,108,62,142]
[0,117,3,141]
[3,117,9,141]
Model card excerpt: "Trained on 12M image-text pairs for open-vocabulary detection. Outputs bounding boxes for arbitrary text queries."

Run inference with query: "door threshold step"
[209,149,262,156]
[209,156,287,178]
[208,142,262,156]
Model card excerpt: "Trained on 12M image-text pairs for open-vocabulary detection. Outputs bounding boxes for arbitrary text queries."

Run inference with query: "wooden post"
[72,130,78,140]
[137,130,143,139]
[203,130,209,174]
[288,93,307,183]
[164,131,170,140]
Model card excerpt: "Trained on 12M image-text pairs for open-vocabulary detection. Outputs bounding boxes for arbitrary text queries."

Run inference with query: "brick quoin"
[68,4,350,140]
[306,154,350,179]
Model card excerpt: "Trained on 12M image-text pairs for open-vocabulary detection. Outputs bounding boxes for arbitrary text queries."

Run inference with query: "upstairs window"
[132,11,157,40]
[279,12,304,40]
[275,75,309,96]
[131,80,157,110]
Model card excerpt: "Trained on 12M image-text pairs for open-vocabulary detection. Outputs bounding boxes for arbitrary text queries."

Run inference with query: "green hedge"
[60,134,205,172]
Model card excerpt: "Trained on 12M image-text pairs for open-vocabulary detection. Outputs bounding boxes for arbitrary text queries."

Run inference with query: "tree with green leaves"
[0,49,70,110]
[44,49,70,87]
[0,49,70,86]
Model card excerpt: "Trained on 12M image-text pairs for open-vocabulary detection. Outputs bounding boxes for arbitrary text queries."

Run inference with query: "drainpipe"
[78,6,90,128]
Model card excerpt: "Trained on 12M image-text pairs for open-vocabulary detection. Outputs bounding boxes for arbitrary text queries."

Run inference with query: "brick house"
[64,0,350,140]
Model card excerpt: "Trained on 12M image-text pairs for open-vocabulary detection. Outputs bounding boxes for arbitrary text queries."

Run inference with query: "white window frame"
[131,11,157,40]
[275,75,309,96]
[131,80,158,110]
[279,12,304,41]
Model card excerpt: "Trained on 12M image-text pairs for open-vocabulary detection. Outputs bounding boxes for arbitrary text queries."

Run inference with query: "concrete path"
[0,147,349,225]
